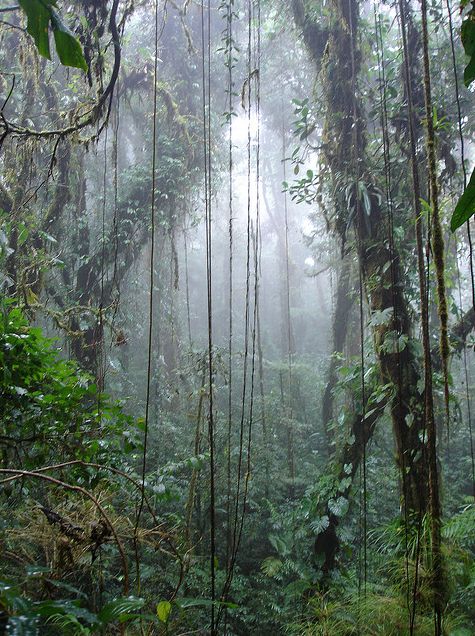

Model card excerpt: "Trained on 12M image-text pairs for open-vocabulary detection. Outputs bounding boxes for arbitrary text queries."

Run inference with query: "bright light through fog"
[231,112,260,144]
[302,217,314,236]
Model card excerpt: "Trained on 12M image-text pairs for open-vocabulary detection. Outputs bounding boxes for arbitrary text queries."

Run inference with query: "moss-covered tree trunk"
[292,0,431,519]
[320,256,353,455]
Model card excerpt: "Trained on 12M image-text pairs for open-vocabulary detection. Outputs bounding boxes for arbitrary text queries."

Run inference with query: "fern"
[46,613,91,635]
[97,596,145,623]
[443,504,475,548]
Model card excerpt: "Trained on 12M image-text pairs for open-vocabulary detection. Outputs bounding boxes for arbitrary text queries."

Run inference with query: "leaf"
[387,85,397,99]
[34,599,96,625]
[358,182,371,216]
[26,288,38,305]
[369,307,393,327]
[174,598,238,610]
[19,0,87,71]
[6,615,40,635]
[19,0,52,59]
[50,9,88,71]
[328,496,349,517]
[461,16,475,87]
[310,515,330,534]
[38,230,57,244]
[46,613,89,635]
[269,534,288,555]
[156,600,171,624]
[284,578,311,596]
[97,596,144,624]
[338,476,351,491]
[464,54,475,86]
[380,330,408,354]
[44,578,87,599]
[26,566,51,576]
[450,167,475,231]
[261,557,283,577]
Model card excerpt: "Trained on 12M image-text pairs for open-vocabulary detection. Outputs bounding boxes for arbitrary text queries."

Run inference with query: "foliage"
[1,0,475,633]
[450,166,475,231]
[295,586,458,635]
[450,0,475,231]
[0,581,145,635]
[293,505,475,635]
[0,301,139,468]
[18,0,87,71]
[461,1,475,88]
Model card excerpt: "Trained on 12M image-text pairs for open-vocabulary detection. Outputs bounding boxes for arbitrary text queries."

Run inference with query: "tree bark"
[293,0,430,516]
[315,304,475,571]
[321,257,353,454]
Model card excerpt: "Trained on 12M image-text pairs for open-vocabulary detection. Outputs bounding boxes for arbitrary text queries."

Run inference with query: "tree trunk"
[321,257,353,455]
[293,0,430,515]
[315,305,475,571]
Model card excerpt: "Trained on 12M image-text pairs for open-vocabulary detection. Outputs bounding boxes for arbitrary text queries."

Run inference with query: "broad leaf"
[51,9,88,71]
[175,597,238,610]
[97,596,144,624]
[461,16,475,87]
[19,0,52,59]
[261,556,283,577]
[450,167,475,232]
[6,615,39,635]
[19,0,87,71]
[156,600,172,624]
[464,54,475,87]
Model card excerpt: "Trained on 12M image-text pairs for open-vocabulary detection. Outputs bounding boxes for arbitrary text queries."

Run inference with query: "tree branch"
[0,468,129,594]
[0,0,121,144]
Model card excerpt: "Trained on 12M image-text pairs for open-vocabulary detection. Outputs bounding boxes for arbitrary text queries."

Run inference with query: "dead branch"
[0,468,129,594]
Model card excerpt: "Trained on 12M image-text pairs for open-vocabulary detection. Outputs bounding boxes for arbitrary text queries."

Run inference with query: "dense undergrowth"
[1,305,475,634]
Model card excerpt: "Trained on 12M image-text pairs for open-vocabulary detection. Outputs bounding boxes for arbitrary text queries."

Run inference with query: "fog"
[1,0,475,632]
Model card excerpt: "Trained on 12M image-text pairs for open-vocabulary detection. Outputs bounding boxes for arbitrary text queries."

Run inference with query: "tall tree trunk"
[321,257,353,455]
[293,0,430,515]
[316,305,475,572]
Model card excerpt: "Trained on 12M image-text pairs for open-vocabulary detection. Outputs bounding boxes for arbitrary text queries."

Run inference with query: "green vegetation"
[1,0,475,633]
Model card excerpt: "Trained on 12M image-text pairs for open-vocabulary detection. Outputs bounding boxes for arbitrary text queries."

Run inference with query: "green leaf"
[387,85,397,99]
[6,615,40,635]
[369,307,393,327]
[450,167,475,232]
[310,515,330,533]
[461,16,475,86]
[462,18,475,56]
[19,0,87,71]
[50,10,88,71]
[174,598,238,610]
[19,0,52,59]
[464,54,475,87]
[261,557,283,577]
[328,496,349,517]
[269,534,288,555]
[97,596,144,624]
[284,578,311,596]
[156,600,172,624]
[46,613,89,635]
